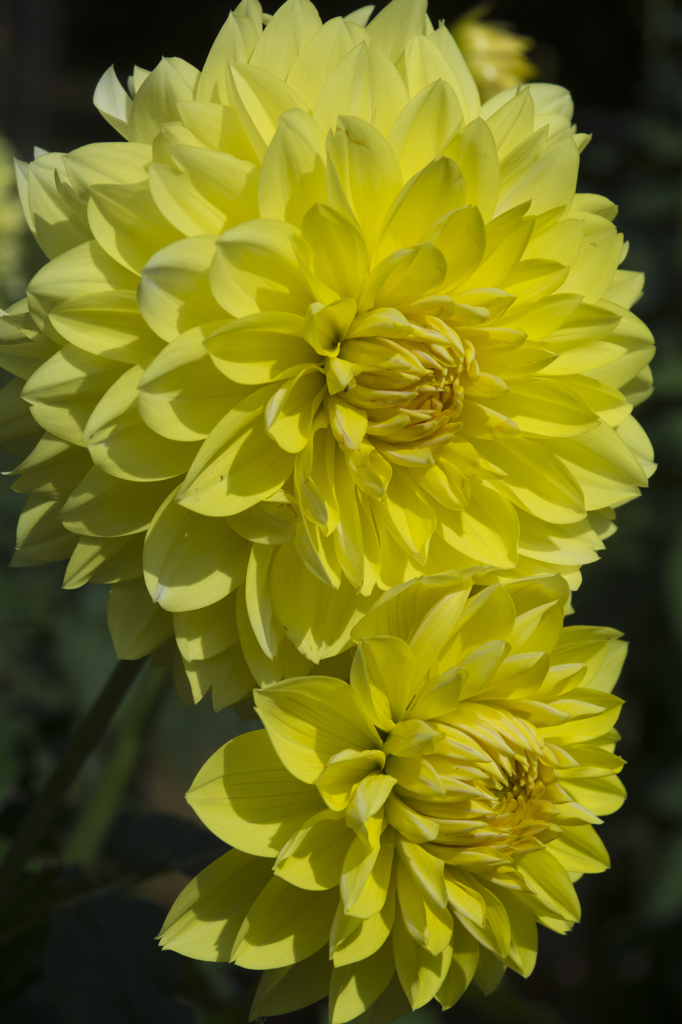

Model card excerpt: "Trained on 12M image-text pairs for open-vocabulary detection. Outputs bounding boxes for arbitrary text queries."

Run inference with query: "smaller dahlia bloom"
[160,571,626,1022]
[451,5,537,103]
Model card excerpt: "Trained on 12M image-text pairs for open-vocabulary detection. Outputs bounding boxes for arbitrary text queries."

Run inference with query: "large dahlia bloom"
[0,0,653,708]
[160,571,626,1021]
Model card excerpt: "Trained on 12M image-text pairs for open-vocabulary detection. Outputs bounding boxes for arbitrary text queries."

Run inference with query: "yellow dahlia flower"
[0,0,654,709]
[451,5,537,103]
[159,570,626,1021]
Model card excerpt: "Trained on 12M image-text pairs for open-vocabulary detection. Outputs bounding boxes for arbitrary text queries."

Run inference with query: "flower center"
[336,315,479,450]
[474,752,560,853]
[382,718,562,857]
[491,755,544,818]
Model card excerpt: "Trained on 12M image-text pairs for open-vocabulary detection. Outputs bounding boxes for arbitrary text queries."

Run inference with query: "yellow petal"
[11,494,76,566]
[23,153,91,260]
[127,56,199,144]
[366,0,427,62]
[549,824,610,874]
[443,116,500,221]
[149,146,259,236]
[232,876,338,969]
[449,871,511,958]
[474,947,506,995]
[363,243,446,310]
[329,939,396,1024]
[178,389,295,517]
[314,41,408,139]
[493,887,537,978]
[177,99,257,161]
[325,114,402,255]
[436,920,479,1009]
[516,848,581,923]
[438,478,519,569]
[546,422,647,510]
[143,486,249,612]
[275,808,352,889]
[138,235,226,343]
[63,533,143,589]
[389,79,464,182]
[346,773,397,845]
[350,636,417,730]
[139,325,245,443]
[184,642,256,711]
[270,540,374,662]
[211,218,313,318]
[427,205,486,292]
[259,108,327,226]
[249,0,323,82]
[287,15,368,110]
[265,365,325,453]
[61,466,175,537]
[341,827,395,918]
[392,905,453,1009]
[197,10,260,105]
[84,369,199,483]
[251,946,333,1019]
[229,62,308,162]
[207,312,311,385]
[406,665,464,721]
[385,788,438,844]
[93,66,132,141]
[88,179,181,274]
[475,436,586,525]
[305,298,358,357]
[255,676,380,784]
[49,290,163,366]
[159,849,272,961]
[418,23,480,121]
[398,837,448,909]
[560,774,626,816]
[187,729,323,856]
[302,203,369,298]
[107,576,173,659]
[174,590,239,662]
[331,884,396,967]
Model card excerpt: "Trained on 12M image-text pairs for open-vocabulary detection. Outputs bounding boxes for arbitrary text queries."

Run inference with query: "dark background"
[1,1,682,1022]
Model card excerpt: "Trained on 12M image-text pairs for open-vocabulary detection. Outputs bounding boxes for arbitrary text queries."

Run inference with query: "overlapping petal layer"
[0,0,654,707]
[160,570,627,1021]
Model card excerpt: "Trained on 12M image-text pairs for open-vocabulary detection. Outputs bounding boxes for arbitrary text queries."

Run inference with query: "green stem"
[61,664,169,867]
[0,657,145,915]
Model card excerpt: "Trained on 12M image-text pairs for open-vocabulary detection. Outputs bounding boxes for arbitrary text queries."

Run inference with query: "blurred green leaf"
[642,830,682,926]
[631,114,682,166]
[649,762,682,820]
[463,982,565,1023]
[619,177,681,223]
[44,898,192,1024]
[662,524,682,655]
[62,666,169,868]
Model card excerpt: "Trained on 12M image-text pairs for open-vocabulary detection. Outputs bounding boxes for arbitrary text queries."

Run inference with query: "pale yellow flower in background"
[160,571,627,1022]
[0,0,654,711]
[0,133,27,309]
[452,4,538,103]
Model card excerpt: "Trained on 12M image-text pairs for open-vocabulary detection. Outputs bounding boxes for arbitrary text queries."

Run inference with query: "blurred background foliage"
[0,0,681,1021]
